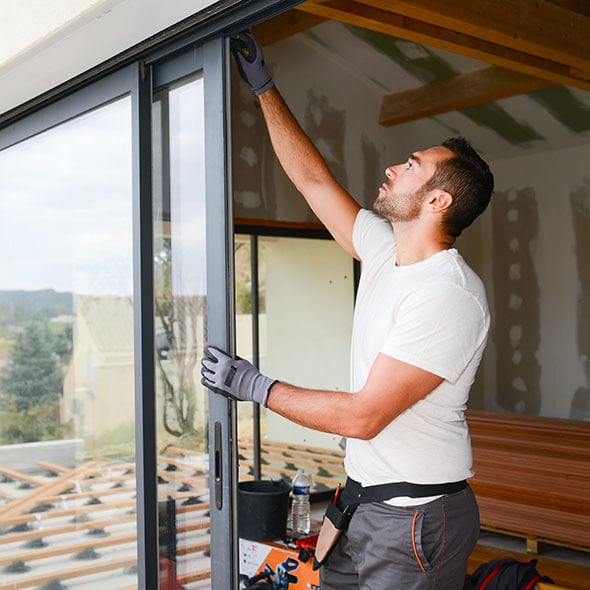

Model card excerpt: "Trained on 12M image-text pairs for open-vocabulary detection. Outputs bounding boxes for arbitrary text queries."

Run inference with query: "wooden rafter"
[253,9,327,45]
[361,0,590,70]
[379,65,553,126]
[296,0,590,91]
[546,0,590,17]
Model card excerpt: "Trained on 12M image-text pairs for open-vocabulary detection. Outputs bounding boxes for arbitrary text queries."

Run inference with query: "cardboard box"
[239,538,320,589]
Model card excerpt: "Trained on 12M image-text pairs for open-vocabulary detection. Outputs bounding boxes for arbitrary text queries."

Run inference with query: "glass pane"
[0,98,136,587]
[153,76,210,589]
[236,235,353,496]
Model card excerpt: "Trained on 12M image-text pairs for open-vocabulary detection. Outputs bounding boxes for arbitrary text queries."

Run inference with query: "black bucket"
[238,479,290,541]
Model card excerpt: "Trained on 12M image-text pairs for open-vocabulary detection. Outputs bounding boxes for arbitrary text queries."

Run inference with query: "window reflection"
[153,76,210,589]
[0,97,138,588]
[236,235,353,494]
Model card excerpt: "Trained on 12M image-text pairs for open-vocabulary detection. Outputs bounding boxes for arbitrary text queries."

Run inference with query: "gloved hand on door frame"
[229,30,274,95]
[201,345,276,406]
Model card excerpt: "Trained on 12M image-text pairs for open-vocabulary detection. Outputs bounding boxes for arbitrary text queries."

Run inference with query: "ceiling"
[252,0,590,161]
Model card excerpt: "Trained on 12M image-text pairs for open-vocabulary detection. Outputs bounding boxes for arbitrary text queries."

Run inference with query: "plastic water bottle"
[289,469,311,535]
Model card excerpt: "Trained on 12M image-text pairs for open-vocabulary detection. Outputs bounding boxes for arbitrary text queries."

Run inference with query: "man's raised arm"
[231,31,361,258]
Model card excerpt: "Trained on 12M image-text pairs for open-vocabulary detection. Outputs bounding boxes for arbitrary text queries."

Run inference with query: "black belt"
[312,477,468,570]
[340,477,468,505]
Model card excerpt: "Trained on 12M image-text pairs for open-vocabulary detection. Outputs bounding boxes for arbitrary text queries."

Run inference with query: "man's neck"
[392,221,451,266]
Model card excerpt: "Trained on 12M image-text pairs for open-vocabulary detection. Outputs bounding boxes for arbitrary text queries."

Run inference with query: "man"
[202,31,494,589]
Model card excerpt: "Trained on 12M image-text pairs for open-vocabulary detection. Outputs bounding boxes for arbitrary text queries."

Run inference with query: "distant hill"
[0,289,73,327]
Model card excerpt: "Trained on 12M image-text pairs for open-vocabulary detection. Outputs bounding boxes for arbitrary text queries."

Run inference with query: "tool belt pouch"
[313,501,356,570]
[312,477,467,570]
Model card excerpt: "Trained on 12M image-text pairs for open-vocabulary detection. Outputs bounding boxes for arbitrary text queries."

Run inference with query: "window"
[235,233,355,497]
[0,96,138,587]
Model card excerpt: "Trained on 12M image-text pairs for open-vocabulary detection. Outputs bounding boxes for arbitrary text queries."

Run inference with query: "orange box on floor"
[239,538,320,589]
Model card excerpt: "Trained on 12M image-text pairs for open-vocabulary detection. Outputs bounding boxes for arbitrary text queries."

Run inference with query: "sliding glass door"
[151,40,236,589]
[0,36,237,589]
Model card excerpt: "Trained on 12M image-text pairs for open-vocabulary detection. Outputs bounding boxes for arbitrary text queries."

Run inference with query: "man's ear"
[427,190,453,213]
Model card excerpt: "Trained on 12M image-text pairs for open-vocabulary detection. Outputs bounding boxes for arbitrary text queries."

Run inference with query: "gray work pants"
[320,486,479,590]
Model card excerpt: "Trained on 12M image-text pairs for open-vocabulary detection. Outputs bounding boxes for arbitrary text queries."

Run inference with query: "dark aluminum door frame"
[203,36,240,590]
[132,59,158,590]
[151,38,237,589]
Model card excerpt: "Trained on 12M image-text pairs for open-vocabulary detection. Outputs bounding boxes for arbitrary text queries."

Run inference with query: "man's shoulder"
[445,250,487,295]
[407,251,489,319]
[353,209,393,258]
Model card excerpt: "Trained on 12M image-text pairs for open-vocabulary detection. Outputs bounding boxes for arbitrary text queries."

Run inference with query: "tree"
[154,237,204,439]
[0,323,65,442]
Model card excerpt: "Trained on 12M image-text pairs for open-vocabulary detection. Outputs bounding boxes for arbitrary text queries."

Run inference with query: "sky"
[0,78,207,297]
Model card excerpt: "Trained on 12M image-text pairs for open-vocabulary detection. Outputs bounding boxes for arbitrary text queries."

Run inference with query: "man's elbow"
[345,416,387,440]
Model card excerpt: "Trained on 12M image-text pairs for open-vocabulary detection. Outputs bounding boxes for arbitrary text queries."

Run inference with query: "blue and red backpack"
[464,558,553,590]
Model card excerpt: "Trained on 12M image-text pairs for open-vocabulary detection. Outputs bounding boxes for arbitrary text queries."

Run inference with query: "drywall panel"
[489,143,590,419]
[262,237,354,450]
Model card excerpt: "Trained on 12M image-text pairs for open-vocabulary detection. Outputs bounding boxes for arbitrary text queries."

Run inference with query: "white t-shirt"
[345,209,490,505]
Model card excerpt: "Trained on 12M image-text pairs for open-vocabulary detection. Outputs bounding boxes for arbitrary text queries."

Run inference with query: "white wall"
[262,238,354,450]
[234,31,590,421]
[490,144,589,418]
[0,0,216,115]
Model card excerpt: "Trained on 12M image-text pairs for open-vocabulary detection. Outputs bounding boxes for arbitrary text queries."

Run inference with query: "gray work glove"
[230,30,274,95]
[200,346,276,406]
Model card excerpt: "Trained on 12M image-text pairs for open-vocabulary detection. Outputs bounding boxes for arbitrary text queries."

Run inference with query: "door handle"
[214,420,222,510]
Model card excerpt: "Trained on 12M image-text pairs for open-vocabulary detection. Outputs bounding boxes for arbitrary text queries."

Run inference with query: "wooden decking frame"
[1,416,588,589]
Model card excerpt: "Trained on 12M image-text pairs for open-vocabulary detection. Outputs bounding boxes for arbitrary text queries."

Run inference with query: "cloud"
[0,78,208,297]
[0,98,133,295]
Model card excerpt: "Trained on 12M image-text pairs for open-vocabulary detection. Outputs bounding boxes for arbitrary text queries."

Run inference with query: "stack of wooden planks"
[467,410,590,554]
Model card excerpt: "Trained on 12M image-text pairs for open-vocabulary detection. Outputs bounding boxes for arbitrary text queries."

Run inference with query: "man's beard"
[373,184,427,222]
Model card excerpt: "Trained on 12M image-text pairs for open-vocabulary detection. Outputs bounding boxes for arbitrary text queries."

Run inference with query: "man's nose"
[385,166,395,179]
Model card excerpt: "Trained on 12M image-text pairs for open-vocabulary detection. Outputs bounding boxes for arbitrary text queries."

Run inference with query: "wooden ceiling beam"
[545,0,590,17]
[379,66,553,126]
[252,10,327,46]
[297,0,590,91]
[361,0,590,72]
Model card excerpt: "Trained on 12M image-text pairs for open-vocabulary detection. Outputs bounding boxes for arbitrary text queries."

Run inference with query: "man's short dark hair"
[423,137,494,239]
